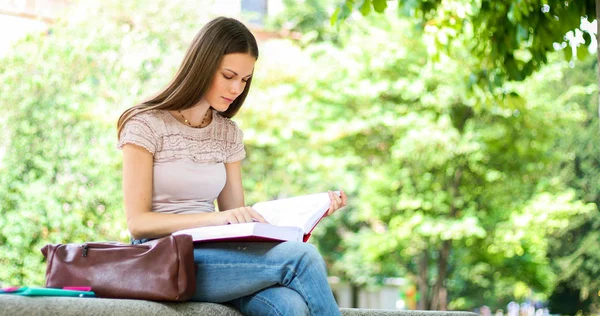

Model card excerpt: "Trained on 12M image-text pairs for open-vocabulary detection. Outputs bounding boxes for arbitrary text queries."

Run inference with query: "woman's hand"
[215,206,267,225]
[325,189,348,216]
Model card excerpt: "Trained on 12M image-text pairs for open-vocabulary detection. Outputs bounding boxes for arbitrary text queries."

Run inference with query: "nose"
[229,80,243,95]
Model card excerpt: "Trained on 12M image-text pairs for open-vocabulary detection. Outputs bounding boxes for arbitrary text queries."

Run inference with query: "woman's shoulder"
[128,109,168,124]
[124,109,173,132]
[118,110,169,152]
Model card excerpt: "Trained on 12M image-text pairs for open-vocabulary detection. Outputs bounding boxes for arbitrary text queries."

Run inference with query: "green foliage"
[270,4,598,309]
[267,0,342,46]
[333,0,596,85]
[331,0,389,24]
[535,55,600,313]
[548,281,595,315]
[323,0,600,310]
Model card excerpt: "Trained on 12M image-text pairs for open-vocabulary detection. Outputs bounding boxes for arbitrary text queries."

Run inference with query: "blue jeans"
[191,241,341,316]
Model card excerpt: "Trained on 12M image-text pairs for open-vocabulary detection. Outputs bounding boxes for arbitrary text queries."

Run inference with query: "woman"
[117,17,347,315]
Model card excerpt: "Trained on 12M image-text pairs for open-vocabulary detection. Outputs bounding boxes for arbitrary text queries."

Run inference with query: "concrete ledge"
[0,295,476,316]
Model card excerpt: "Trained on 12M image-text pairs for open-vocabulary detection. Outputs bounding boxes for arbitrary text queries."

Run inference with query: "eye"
[223,74,233,80]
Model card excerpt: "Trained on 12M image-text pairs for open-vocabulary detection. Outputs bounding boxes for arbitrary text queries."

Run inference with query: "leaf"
[564,47,573,62]
[582,30,593,47]
[338,2,354,23]
[330,7,341,26]
[516,24,529,43]
[358,0,372,16]
[504,92,526,110]
[576,46,589,61]
[372,0,387,13]
[331,1,354,26]
[398,0,420,16]
[507,3,521,23]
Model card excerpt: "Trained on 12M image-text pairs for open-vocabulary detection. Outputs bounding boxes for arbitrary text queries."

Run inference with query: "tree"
[332,0,598,117]
[260,12,595,310]
[267,0,341,45]
[327,1,600,310]
[538,55,600,313]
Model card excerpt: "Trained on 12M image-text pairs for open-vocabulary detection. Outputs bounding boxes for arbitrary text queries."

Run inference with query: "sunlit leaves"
[280,8,596,310]
[333,0,596,87]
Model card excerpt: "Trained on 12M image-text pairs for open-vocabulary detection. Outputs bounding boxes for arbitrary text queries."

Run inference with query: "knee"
[266,289,309,316]
[279,242,326,269]
[277,290,309,316]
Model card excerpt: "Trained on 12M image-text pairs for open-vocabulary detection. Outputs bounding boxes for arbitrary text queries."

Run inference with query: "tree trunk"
[417,251,429,310]
[430,167,461,310]
[430,240,451,310]
[351,283,360,308]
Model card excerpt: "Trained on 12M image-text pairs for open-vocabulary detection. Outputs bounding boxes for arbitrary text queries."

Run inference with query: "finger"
[329,190,340,202]
[231,208,246,224]
[328,191,336,210]
[220,212,232,225]
[327,206,336,216]
[227,214,239,224]
[331,191,342,207]
[334,194,342,205]
[236,207,253,223]
[340,189,348,206]
[325,197,333,216]
[249,208,267,223]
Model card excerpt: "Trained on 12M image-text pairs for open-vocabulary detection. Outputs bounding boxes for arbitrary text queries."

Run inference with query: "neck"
[176,104,212,127]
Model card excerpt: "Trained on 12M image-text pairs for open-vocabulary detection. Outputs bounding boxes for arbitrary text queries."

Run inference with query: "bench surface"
[0,295,477,316]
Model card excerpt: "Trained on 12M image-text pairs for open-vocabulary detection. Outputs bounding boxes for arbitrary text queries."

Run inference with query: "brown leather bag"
[41,234,196,301]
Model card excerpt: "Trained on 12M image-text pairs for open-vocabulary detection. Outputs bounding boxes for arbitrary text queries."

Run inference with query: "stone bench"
[1,295,476,316]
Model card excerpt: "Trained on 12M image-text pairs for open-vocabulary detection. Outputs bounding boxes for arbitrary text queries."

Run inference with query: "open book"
[172,192,338,243]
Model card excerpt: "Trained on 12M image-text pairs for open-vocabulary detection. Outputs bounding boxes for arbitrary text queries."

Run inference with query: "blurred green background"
[0,0,599,314]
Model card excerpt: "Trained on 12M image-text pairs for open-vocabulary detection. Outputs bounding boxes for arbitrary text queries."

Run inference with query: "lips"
[222,97,234,103]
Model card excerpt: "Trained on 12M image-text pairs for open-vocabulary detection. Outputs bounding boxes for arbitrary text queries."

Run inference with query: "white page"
[252,192,334,233]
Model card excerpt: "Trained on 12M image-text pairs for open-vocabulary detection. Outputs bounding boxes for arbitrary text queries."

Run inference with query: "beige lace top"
[117,109,245,214]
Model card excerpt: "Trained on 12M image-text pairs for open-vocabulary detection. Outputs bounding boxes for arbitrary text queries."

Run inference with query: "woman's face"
[204,53,256,112]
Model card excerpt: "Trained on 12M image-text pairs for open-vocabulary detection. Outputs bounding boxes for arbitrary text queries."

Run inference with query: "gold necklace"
[178,109,210,128]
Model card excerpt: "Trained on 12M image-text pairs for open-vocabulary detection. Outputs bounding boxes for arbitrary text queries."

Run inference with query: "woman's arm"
[122,144,223,239]
[216,161,267,223]
[216,161,245,211]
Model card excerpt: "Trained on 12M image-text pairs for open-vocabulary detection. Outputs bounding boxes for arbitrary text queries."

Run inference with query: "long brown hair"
[117,17,259,137]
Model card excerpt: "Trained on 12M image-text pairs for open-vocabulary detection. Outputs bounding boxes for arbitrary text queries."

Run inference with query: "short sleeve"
[117,115,159,155]
[225,122,246,163]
